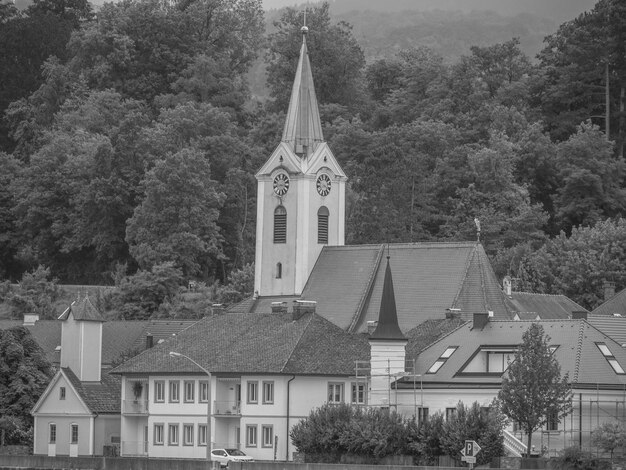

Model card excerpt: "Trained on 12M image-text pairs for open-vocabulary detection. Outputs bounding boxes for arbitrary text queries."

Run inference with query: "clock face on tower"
[273,173,290,196]
[316,174,331,196]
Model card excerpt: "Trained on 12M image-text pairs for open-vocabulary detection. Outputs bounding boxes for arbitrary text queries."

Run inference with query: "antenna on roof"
[301,7,308,36]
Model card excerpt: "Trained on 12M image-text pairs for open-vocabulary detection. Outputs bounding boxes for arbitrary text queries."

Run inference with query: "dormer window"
[458,346,516,375]
[427,346,458,374]
[596,342,625,374]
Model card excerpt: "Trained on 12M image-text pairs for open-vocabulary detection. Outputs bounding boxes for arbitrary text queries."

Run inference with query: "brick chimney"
[212,304,225,315]
[367,321,378,335]
[271,301,288,314]
[604,281,616,301]
[146,333,153,349]
[445,308,461,319]
[292,300,316,320]
[572,310,588,320]
[472,312,489,329]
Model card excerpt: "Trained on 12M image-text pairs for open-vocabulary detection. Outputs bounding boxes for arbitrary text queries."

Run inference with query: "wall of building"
[33,415,92,457]
[94,415,120,456]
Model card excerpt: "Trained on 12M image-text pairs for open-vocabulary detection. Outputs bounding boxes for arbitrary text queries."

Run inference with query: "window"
[199,381,209,403]
[246,425,257,447]
[445,407,456,422]
[596,342,626,374]
[247,381,258,404]
[328,383,344,404]
[262,381,274,404]
[169,380,180,402]
[198,424,207,446]
[49,423,56,444]
[351,383,366,405]
[262,425,273,447]
[546,411,559,431]
[184,381,195,403]
[154,424,164,445]
[183,424,194,446]
[418,407,429,424]
[427,346,458,374]
[168,424,179,445]
[273,206,287,243]
[276,262,282,279]
[59,387,66,400]
[317,206,329,244]
[70,424,78,444]
[154,381,165,402]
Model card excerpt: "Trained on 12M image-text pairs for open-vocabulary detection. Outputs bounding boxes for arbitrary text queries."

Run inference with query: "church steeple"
[254,22,346,299]
[370,257,406,340]
[281,25,324,158]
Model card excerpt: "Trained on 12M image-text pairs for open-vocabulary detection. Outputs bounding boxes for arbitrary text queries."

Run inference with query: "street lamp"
[169,351,212,462]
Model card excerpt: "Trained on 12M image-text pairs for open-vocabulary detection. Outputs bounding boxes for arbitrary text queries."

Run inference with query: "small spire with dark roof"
[58,295,105,322]
[370,257,406,340]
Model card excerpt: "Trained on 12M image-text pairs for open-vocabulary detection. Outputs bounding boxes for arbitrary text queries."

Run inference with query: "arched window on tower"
[318,206,329,244]
[276,262,282,279]
[274,206,287,243]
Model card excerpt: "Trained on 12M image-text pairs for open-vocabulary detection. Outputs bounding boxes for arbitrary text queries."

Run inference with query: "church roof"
[281,28,324,158]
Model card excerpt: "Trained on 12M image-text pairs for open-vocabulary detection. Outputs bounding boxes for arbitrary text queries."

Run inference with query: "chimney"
[292,300,316,320]
[23,313,39,326]
[367,320,378,335]
[473,312,489,329]
[271,301,288,314]
[604,281,616,301]
[212,304,225,315]
[445,308,461,319]
[572,310,588,320]
[146,333,153,349]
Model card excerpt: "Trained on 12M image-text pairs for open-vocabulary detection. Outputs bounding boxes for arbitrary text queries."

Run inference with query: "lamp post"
[169,351,211,463]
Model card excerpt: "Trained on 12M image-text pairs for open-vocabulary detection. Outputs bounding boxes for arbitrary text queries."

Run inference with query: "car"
[210,448,254,467]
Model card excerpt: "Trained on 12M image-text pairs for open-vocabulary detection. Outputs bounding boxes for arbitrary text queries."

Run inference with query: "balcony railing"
[121,440,148,456]
[214,400,241,416]
[122,399,149,414]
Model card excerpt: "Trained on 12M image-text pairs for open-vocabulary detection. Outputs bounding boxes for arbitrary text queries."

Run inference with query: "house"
[28,298,197,457]
[110,304,370,461]
[392,313,626,456]
[592,283,626,317]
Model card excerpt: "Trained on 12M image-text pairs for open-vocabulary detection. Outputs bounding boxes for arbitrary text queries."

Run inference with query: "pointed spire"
[282,24,324,159]
[370,257,406,340]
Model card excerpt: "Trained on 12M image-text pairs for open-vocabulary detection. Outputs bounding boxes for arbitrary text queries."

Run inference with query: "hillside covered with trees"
[1,0,625,319]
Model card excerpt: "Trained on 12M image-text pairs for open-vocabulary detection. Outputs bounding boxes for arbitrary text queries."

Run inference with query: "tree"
[266,2,365,111]
[516,218,626,310]
[412,412,444,465]
[7,266,60,320]
[440,400,506,466]
[591,422,626,463]
[126,148,225,278]
[498,323,572,457]
[0,326,54,446]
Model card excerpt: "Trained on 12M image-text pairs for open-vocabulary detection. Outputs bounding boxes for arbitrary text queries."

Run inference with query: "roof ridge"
[347,244,385,333]
[279,313,315,373]
[451,244,475,309]
[573,320,585,383]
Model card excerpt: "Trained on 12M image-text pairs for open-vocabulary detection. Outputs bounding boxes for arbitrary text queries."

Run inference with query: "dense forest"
[1,0,625,318]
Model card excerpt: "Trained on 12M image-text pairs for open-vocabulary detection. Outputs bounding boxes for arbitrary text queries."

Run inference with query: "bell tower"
[254,25,346,297]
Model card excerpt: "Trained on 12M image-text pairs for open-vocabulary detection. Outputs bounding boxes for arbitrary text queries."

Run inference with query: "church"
[233,24,515,331]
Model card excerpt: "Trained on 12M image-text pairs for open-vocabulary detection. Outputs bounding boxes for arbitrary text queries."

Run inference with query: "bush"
[551,446,611,470]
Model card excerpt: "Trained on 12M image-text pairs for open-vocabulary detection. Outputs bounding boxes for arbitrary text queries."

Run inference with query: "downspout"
[286,375,296,461]
[91,412,98,456]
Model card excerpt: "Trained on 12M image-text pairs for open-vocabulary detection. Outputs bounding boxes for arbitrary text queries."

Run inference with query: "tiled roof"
[111,313,369,376]
[58,296,105,322]
[588,315,626,346]
[506,292,587,319]
[405,318,467,360]
[592,288,626,316]
[62,368,121,414]
[403,319,626,388]
[228,296,301,315]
